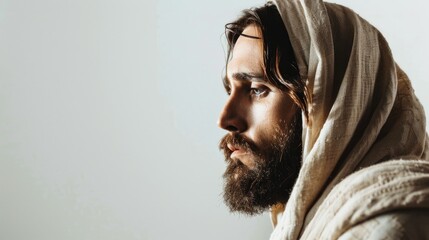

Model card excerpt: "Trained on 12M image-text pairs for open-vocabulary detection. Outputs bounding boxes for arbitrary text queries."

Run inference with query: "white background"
[0,0,428,239]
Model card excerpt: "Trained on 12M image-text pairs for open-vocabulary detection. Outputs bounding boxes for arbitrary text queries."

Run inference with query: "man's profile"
[218,0,429,239]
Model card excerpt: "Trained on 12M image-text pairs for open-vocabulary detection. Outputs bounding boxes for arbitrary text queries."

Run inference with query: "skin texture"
[218,25,302,215]
[218,25,298,169]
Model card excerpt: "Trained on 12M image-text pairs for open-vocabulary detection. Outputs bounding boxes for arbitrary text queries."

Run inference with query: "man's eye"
[250,86,268,97]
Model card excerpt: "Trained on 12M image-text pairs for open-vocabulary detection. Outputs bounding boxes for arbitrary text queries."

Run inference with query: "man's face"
[218,25,302,215]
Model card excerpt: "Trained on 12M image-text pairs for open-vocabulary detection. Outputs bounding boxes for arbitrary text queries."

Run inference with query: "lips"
[227,143,238,152]
[227,143,246,159]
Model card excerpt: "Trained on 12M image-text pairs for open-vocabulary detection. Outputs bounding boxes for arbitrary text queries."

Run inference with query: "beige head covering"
[267,0,429,239]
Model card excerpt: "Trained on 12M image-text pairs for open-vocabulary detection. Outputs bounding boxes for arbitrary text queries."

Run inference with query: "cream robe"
[267,0,429,239]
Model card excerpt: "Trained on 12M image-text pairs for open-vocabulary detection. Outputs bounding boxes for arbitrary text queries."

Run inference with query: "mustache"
[219,133,258,159]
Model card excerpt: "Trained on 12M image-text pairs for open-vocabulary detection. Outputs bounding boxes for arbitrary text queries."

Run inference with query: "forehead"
[227,25,264,78]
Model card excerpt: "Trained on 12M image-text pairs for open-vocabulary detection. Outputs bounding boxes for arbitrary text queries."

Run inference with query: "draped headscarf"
[267,0,429,239]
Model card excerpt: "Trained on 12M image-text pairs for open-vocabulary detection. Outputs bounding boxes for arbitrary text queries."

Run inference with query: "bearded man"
[218,1,429,239]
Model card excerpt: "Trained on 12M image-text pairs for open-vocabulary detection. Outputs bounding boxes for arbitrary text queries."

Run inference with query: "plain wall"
[0,0,428,239]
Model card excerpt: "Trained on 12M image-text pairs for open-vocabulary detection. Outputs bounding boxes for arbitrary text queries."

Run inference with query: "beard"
[219,113,302,215]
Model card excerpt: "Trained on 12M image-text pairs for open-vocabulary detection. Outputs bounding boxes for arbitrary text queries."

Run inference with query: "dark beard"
[219,113,302,215]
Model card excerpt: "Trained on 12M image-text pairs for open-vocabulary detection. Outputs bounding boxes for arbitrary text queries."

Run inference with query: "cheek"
[271,94,297,125]
[247,96,296,146]
[252,98,288,125]
[247,103,280,144]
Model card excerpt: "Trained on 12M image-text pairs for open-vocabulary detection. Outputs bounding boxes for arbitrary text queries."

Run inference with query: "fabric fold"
[267,0,429,239]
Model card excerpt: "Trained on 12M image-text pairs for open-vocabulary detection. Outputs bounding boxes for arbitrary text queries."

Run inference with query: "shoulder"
[339,209,429,240]
[303,160,429,239]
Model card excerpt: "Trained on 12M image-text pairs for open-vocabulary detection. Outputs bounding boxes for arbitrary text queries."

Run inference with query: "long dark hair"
[224,2,308,120]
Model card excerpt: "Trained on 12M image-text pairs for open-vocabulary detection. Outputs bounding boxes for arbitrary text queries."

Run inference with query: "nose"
[217,94,247,132]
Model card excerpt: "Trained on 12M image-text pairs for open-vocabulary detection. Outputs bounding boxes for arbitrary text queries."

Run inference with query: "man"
[218,0,429,239]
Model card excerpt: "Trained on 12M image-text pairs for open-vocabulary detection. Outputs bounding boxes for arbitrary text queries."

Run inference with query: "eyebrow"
[232,72,265,82]
[223,72,265,88]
